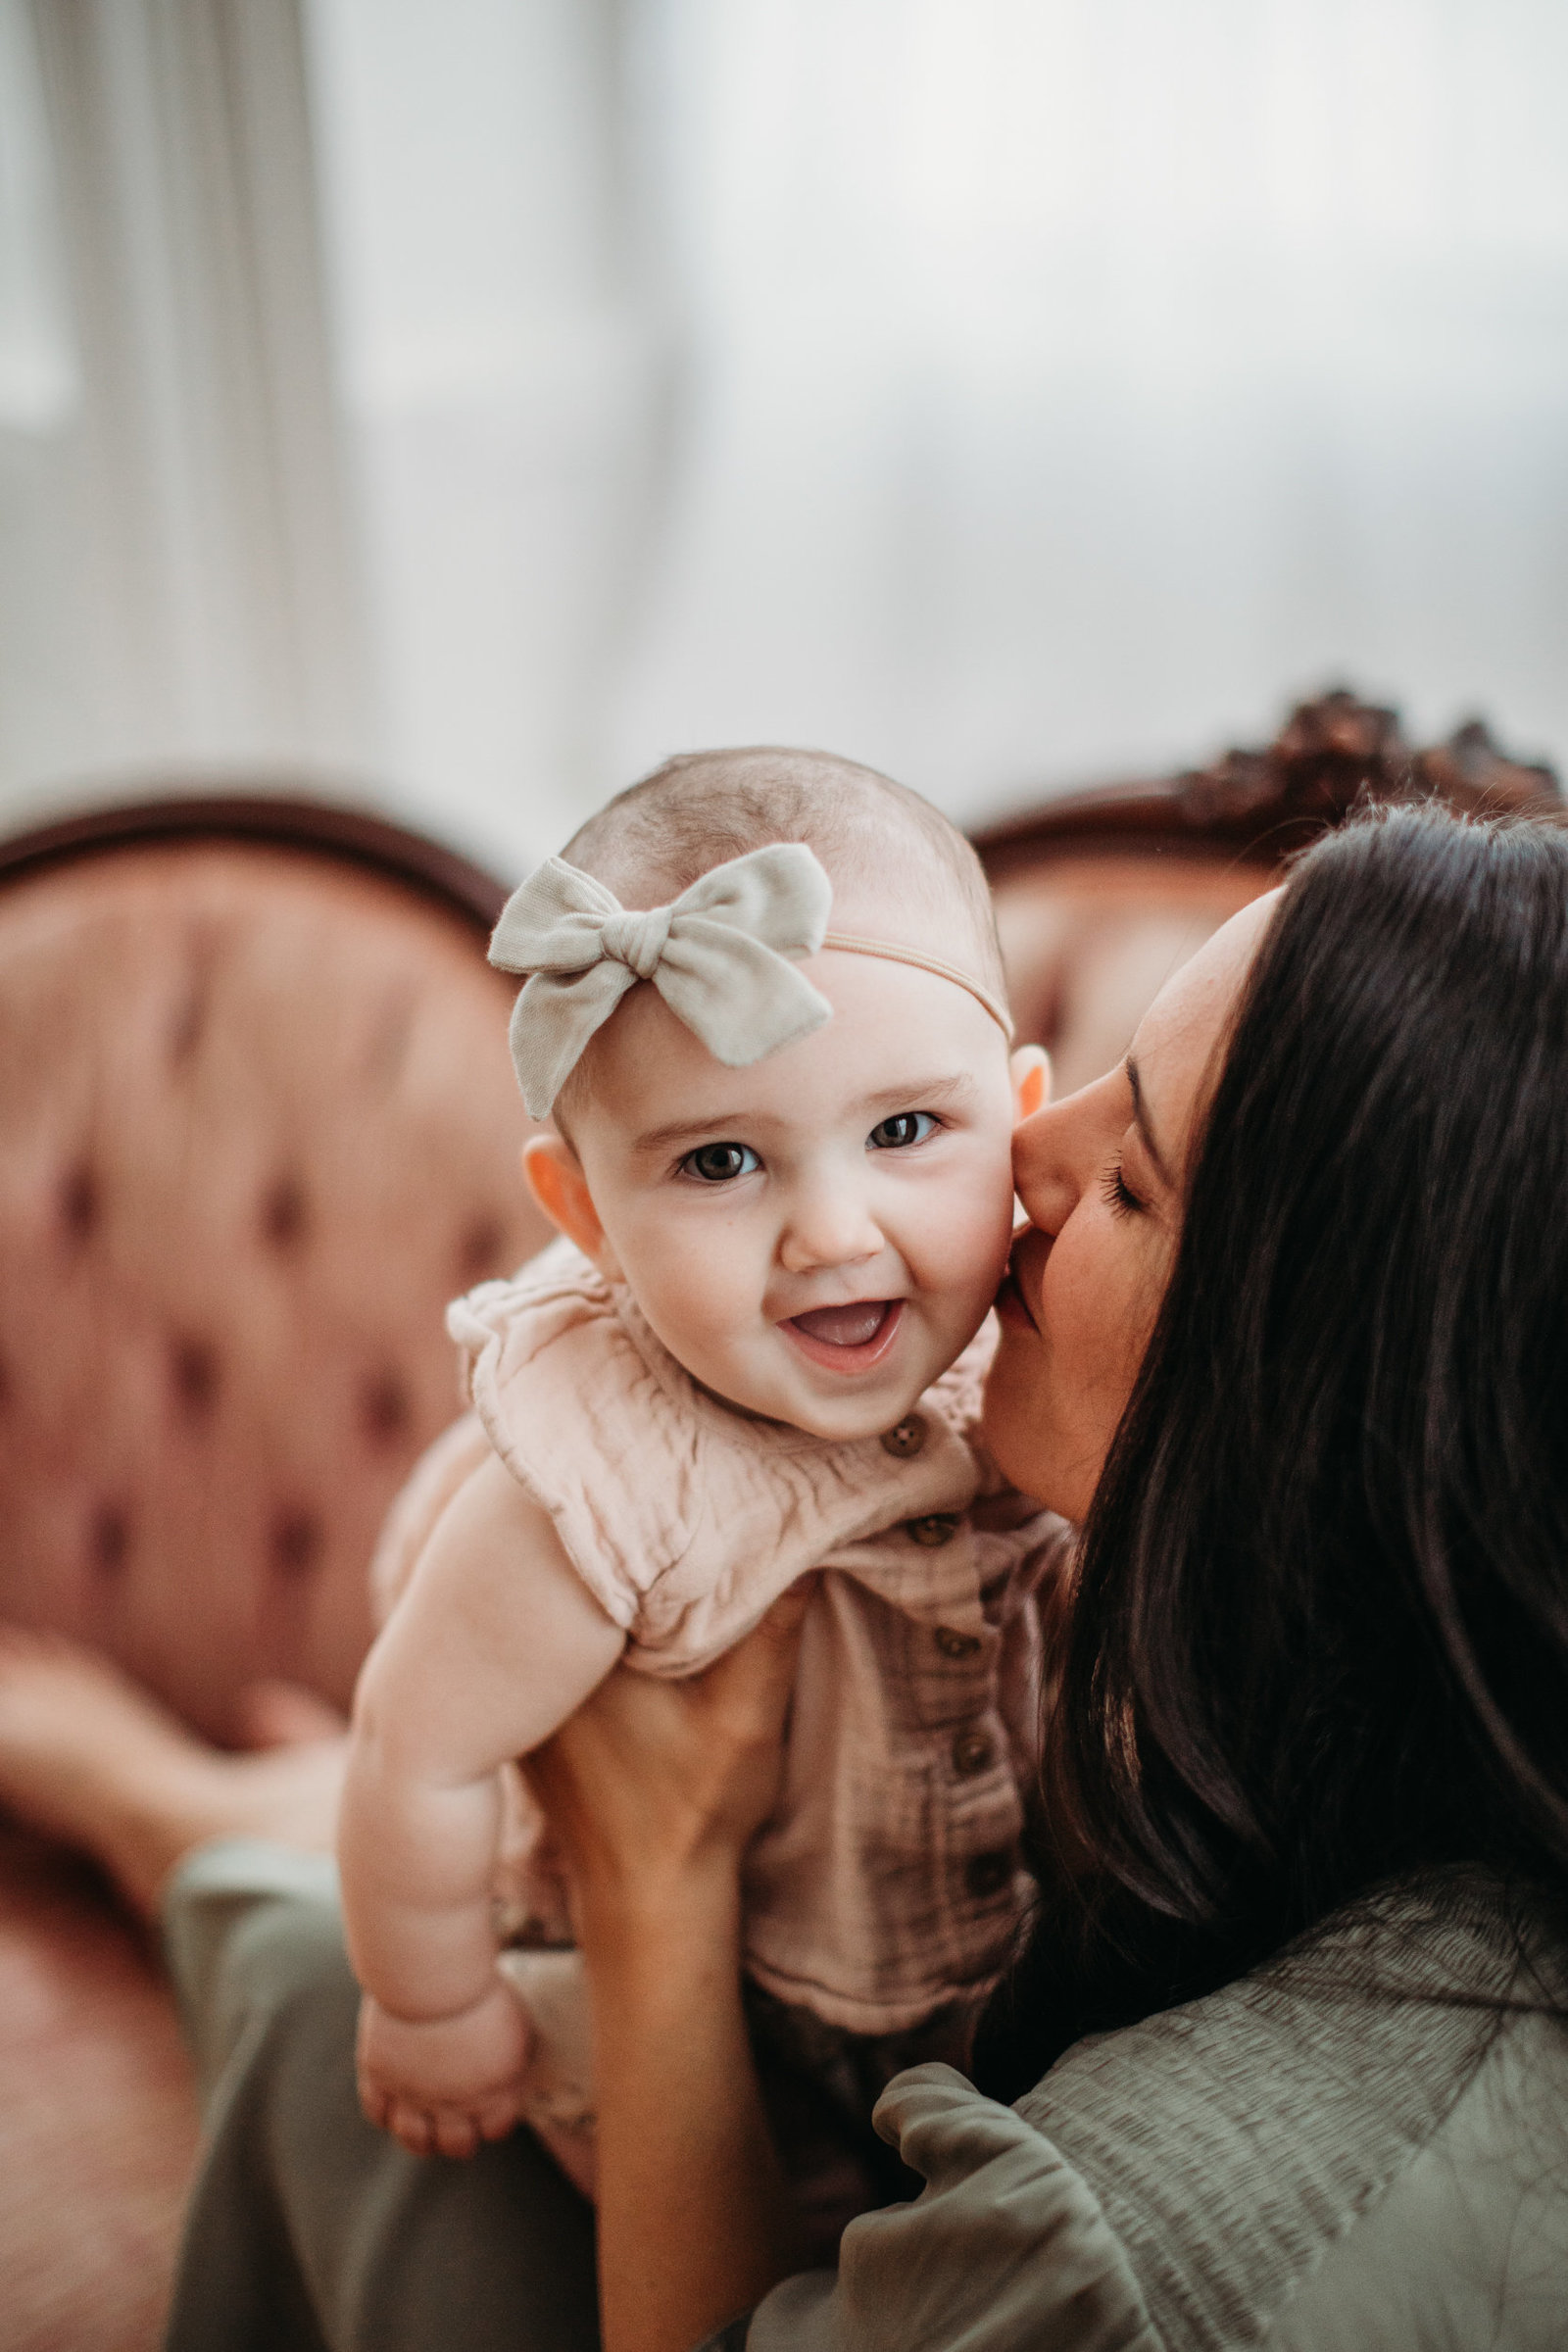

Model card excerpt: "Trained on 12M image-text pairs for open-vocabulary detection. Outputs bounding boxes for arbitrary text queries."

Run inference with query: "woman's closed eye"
[867,1111,940,1152]
[679,1140,761,1184]
[1101,1156,1144,1217]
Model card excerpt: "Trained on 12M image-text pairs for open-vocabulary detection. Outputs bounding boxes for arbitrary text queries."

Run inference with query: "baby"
[338,748,1061,2217]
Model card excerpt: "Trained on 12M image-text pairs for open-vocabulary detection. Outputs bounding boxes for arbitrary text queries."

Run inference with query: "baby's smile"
[781,1298,905,1371]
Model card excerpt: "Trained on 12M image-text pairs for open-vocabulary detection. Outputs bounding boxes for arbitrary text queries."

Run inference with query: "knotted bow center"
[487,842,839,1117]
[599,906,674,981]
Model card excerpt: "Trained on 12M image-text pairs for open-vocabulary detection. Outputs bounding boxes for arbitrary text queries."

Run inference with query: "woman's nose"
[1011,1100,1085,1239]
[777,1181,884,1275]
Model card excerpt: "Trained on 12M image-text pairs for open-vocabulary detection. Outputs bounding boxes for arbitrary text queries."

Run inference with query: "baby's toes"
[388,2098,436,2158]
[433,2107,480,2161]
[474,2089,522,2143]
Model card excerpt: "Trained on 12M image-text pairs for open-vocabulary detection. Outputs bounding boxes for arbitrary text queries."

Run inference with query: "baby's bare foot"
[0,1625,347,1918]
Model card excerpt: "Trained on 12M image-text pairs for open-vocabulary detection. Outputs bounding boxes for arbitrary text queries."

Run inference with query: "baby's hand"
[356,1982,533,2159]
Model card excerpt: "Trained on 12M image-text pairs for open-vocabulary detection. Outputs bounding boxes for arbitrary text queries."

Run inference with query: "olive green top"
[725,1874,1568,2349]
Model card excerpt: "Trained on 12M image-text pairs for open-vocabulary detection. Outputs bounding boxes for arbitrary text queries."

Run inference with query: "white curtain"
[2,0,1567,865]
[0,0,367,821]
[301,0,664,863]
[0,0,89,805]
[303,0,1568,863]
[606,0,1568,832]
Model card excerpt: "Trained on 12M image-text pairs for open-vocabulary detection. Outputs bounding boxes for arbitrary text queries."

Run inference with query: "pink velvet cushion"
[0,839,549,1739]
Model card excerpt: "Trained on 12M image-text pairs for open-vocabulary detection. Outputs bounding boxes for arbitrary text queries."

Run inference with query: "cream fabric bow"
[489,845,835,1117]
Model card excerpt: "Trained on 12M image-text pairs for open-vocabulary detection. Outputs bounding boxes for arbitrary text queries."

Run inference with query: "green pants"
[161,1838,602,2352]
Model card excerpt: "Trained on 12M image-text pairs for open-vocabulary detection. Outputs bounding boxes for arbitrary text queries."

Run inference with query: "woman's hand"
[521,1584,814,2352]
[522,1578,812,1936]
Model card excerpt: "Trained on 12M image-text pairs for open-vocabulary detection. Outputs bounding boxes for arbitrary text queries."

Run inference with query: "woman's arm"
[338,1450,624,2153]
[524,1588,812,2352]
[528,1593,1161,2352]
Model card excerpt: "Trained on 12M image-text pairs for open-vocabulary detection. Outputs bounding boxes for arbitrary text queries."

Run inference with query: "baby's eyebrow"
[630,1113,756,1153]
[857,1072,980,1116]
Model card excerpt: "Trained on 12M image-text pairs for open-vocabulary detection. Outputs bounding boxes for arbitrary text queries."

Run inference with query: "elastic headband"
[488,845,1011,1118]
[821,932,1012,1044]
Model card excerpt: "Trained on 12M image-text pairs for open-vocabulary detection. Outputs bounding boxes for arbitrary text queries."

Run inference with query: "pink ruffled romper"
[373,1239,1069,2230]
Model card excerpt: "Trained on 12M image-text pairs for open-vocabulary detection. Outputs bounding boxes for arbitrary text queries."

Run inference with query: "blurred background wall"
[1,0,1565,873]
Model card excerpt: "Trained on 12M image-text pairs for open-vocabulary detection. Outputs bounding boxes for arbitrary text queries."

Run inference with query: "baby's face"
[551,942,1020,1442]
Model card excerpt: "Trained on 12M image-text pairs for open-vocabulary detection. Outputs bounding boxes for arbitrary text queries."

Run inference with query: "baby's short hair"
[561,746,1005,999]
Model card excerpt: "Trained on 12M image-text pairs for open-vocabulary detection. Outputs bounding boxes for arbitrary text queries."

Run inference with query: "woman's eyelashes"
[679,1140,761,1185]
[1100,1156,1143,1218]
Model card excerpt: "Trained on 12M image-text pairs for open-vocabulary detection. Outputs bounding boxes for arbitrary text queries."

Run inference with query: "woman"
[3,805,1567,2348]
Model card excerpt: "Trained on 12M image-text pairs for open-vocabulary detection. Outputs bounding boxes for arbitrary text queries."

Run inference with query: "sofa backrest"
[0,805,549,1737]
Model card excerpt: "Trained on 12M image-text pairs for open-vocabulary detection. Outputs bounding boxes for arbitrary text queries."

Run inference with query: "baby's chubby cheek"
[608,1209,769,1368]
[950,1155,1018,1288]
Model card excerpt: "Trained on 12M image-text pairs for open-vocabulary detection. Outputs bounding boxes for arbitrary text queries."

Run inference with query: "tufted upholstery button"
[271,1508,322,1578]
[60,1162,98,1241]
[171,1335,220,1418]
[964,1848,1014,1900]
[362,1368,412,1444]
[458,1211,507,1286]
[90,1503,129,1577]
[879,1413,926,1459]
[934,1624,981,1659]
[262,1173,309,1248]
[906,1512,958,1547]
[952,1727,995,1777]
[168,957,212,1064]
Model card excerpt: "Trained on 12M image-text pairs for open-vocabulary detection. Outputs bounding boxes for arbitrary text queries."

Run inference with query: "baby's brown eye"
[681,1141,760,1183]
[868,1111,938,1151]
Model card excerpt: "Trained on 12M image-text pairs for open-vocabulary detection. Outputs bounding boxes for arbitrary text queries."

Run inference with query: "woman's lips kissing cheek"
[995,1235,1047,1334]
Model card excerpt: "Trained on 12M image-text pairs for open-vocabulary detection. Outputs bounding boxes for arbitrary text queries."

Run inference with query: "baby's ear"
[1010,1044,1051,1123]
[521,1135,617,1273]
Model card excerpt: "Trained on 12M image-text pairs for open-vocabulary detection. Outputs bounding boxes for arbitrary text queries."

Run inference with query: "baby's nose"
[778,1185,884,1274]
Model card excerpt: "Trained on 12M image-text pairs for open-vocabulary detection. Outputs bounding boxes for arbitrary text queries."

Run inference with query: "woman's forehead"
[1129,891,1278,1152]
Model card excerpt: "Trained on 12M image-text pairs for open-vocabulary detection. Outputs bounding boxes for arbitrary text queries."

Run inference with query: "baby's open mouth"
[782,1298,904,1371]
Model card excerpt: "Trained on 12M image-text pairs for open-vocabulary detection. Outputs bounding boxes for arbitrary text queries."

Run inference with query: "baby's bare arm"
[338,1450,624,2029]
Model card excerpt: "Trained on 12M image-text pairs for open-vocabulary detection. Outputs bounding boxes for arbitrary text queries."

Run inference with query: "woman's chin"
[979,1361,1049,1505]
[980,1338,1092,1520]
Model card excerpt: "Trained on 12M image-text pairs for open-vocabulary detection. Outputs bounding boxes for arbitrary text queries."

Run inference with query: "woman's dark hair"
[975,805,1568,2098]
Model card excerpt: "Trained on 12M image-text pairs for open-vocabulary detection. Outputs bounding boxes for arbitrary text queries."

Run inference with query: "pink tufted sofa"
[1,702,1557,2350]
[0,798,552,2350]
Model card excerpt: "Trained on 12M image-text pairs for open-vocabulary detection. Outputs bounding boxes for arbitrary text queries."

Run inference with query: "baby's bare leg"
[0,1624,345,1918]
